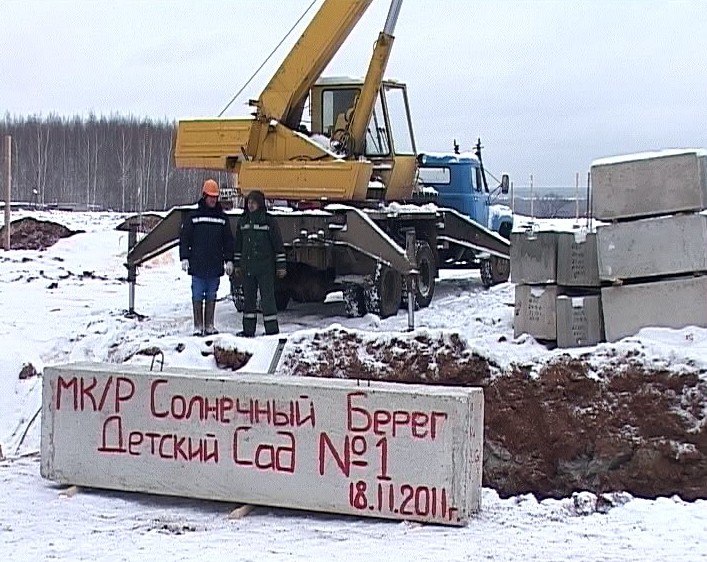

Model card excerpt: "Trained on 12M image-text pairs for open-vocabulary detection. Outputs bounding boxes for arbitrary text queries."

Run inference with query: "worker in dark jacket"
[179,179,235,336]
[234,190,286,336]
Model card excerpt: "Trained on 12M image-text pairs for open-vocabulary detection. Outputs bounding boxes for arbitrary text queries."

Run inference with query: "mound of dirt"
[115,213,163,233]
[0,217,81,250]
[213,345,252,371]
[283,328,707,501]
[286,328,496,382]
[18,363,38,380]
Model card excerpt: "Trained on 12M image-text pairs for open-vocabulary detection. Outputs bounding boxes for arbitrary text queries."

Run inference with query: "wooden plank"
[228,504,255,519]
[60,485,80,498]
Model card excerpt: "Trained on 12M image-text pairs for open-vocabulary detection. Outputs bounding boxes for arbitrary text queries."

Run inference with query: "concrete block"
[510,231,558,284]
[557,231,600,287]
[41,363,483,526]
[601,276,707,342]
[597,213,707,281]
[556,295,604,348]
[591,150,707,220]
[514,284,560,340]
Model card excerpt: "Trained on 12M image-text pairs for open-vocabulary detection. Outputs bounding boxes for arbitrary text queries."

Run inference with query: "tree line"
[0,114,231,212]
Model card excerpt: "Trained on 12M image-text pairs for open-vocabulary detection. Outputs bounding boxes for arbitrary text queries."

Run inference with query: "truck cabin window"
[418,167,451,185]
[475,167,483,192]
[322,88,359,137]
[382,85,415,156]
[365,93,390,156]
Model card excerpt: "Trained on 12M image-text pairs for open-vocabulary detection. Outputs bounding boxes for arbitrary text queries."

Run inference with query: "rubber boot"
[204,300,218,335]
[192,300,204,336]
[263,314,279,335]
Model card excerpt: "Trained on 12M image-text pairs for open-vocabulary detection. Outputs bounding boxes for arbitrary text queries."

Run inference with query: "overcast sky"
[1,0,706,186]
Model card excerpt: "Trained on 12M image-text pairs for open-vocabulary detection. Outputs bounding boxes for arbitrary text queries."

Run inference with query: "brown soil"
[18,363,38,380]
[213,345,252,371]
[0,217,80,250]
[283,328,707,500]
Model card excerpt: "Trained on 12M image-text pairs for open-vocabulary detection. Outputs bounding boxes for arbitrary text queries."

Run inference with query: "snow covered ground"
[1,211,706,561]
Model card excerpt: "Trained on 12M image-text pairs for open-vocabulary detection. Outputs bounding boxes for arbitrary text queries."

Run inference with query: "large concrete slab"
[601,276,707,342]
[597,212,707,281]
[557,231,600,287]
[510,231,558,284]
[556,295,604,348]
[514,284,560,340]
[41,363,483,526]
[591,149,707,221]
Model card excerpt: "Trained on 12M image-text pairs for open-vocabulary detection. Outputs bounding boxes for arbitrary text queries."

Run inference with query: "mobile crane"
[127,0,511,318]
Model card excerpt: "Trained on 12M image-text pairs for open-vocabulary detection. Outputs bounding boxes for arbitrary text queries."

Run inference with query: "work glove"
[224,261,234,276]
[181,259,189,272]
[277,268,286,279]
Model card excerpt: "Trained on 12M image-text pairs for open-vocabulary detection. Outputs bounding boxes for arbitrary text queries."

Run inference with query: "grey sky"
[1,0,706,186]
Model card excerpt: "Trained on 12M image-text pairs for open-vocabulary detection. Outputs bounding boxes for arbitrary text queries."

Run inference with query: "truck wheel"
[414,241,436,308]
[481,255,510,288]
[364,265,402,319]
[343,284,366,317]
[400,240,437,309]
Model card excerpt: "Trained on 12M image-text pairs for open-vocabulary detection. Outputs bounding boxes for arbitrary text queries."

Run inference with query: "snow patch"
[592,148,707,167]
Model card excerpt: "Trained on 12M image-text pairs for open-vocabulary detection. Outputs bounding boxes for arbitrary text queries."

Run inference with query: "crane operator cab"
[309,77,418,201]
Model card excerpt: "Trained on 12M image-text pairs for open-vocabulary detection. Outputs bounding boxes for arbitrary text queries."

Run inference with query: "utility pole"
[4,135,11,250]
[575,172,580,223]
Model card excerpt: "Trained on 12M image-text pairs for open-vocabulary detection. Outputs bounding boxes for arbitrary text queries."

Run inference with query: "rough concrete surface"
[591,150,707,220]
[602,275,707,342]
[41,363,482,525]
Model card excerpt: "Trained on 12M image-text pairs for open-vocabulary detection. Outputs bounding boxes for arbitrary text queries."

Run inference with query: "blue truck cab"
[416,143,513,239]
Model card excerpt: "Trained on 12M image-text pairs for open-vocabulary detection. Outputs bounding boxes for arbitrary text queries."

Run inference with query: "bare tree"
[161,127,174,209]
[136,122,153,213]
[0,113,197,211]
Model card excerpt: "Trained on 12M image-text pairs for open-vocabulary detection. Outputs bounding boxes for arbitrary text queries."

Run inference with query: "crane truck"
[126,0,512,319]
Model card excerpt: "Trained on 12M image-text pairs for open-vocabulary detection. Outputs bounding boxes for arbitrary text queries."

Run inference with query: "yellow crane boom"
[257,0,373,129]
[174,0,415,202]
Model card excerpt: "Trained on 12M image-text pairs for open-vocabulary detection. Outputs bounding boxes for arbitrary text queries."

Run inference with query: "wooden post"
[4,135,10,250]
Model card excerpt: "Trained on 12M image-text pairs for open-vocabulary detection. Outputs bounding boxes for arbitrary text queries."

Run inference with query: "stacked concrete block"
[512,230,558,341]
[592,150,707,221]
[512,230,602,347]
[557,231,601,287]
[601,276,707,342]
[556,295,603,348]
[591,149,707,341]
[510,231,558,285]
[514,283,561,341]
[597,213,707,282]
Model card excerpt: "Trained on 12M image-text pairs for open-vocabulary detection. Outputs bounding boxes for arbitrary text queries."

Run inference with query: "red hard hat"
[202,179,219,197]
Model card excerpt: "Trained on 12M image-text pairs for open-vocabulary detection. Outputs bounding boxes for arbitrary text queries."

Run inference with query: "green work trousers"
[242,270,279,336]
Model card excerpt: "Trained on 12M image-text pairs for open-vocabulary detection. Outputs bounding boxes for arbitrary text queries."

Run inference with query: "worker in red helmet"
[179,179,235,336]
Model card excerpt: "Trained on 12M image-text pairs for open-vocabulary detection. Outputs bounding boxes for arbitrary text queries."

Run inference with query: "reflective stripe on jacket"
[234,209,285,276]
[179,198,234,278]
